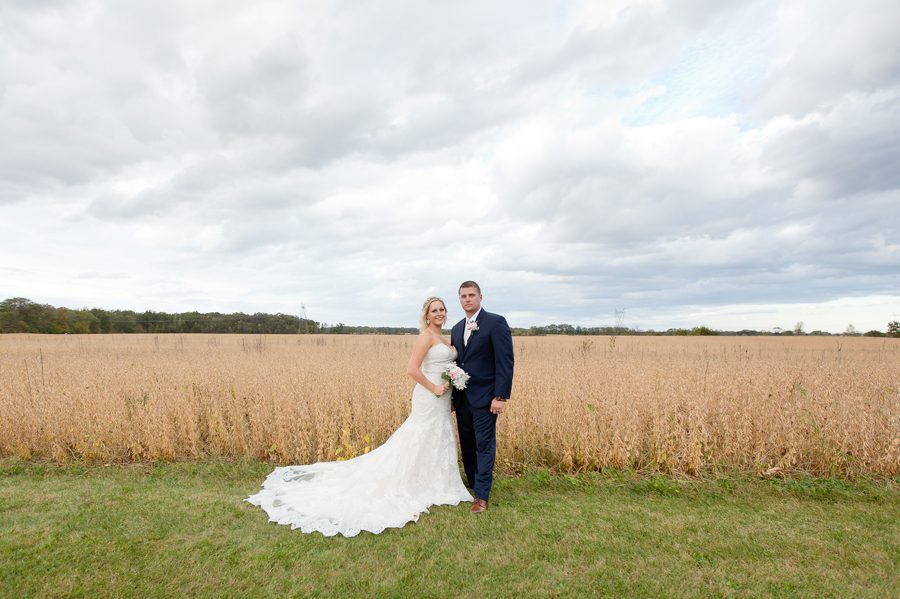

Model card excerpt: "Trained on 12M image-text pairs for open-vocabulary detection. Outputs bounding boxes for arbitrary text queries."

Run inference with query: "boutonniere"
[466,321,479,333]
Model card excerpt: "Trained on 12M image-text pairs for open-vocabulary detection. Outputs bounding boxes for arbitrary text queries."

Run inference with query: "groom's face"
[459,286,482,315]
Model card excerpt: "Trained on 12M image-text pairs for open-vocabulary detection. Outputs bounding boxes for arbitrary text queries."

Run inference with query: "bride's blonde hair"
[419,296,446,331]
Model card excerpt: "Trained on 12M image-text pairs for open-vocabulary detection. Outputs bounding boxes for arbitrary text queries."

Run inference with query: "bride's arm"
[406,333,448,395]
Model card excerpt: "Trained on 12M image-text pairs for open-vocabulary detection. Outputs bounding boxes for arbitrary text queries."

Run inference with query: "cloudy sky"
[2,0,898,333]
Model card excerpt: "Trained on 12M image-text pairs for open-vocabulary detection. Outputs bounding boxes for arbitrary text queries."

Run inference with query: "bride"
[245,296,473,537]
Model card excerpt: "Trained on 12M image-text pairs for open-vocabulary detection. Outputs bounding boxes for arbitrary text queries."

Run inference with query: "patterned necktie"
[464,319,472,346]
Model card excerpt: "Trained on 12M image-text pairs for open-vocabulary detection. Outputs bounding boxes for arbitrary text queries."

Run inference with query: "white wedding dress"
[245,343,473,537]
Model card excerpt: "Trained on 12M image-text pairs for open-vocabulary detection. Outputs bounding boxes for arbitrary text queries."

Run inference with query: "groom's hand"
[490,398,506,415]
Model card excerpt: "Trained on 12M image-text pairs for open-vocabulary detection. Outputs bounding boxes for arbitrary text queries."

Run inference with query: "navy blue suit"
[451,309,514,501]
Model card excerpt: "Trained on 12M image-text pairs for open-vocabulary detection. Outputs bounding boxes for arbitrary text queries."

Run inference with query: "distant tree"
[65,309,99,334]
[1,297,47,332]
[690,326,717,336]
[888,321,900,338]
[863,330,886,337]
[111,311,140,333]
[90,308,111,333]
[0,311,27,332]
[0,298,30,332]
[844,324,859,336]
[793,321,804,335]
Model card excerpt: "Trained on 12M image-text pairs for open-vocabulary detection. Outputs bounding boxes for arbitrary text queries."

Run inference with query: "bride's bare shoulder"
[413,331,441,348]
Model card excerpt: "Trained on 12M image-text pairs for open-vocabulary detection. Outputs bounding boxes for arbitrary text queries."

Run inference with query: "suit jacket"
[451,309,514,409]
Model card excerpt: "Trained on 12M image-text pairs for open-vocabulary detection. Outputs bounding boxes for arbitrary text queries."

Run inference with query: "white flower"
[441,362,470,391]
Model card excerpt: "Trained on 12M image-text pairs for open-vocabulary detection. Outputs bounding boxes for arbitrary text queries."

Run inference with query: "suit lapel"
[453,319,465,356]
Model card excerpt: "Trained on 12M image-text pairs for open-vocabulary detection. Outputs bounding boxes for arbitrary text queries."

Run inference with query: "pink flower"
[441,362,470,391]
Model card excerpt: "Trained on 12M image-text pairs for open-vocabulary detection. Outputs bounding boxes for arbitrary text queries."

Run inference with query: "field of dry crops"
[1,333,897,477]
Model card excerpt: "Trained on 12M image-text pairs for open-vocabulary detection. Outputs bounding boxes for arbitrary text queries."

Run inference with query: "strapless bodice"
[421,343,457,375]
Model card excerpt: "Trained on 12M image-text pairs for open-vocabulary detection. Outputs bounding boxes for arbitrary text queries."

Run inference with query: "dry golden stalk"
[0,334,897,477]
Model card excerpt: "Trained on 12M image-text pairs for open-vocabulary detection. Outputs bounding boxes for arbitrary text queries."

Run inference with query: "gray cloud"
[762,90,900,198]
[754,0,900,119]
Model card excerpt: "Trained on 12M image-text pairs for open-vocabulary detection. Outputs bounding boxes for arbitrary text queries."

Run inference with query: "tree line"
[0,297,320,335]
[2,297,898,337]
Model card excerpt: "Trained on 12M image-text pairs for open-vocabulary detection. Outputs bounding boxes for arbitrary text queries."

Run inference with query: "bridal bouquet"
[441,362,470,392]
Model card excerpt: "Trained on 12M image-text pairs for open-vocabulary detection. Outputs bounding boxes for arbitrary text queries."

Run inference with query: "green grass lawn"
[1,459,897,598]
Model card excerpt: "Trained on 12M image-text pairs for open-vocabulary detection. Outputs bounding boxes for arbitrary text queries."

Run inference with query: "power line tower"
[609,308,626,351]
[614,309,626,334]
[300,303,309,334]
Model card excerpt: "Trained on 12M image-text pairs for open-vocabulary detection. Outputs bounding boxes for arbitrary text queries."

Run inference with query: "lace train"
[245,343,472,536]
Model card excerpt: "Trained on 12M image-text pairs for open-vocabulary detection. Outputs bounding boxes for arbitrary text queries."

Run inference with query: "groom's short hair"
[459,280,481,294]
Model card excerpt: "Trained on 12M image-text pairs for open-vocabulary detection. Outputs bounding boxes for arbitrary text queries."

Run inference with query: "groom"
[451,281,514,513]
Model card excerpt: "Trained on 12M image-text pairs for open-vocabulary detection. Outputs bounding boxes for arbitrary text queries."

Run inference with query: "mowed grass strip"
[1,459,897,598]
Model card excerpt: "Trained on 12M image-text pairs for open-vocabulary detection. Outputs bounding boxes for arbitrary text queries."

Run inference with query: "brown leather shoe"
[470,498,488,513]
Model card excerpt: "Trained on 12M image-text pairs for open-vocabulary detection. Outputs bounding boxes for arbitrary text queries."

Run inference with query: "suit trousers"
[454,397,497,501]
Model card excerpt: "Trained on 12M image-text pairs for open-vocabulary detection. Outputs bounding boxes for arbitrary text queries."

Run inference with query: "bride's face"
[427,301,447,327]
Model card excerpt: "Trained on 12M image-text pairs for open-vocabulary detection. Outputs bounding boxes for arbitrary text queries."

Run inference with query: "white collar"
[467,308,482,323]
